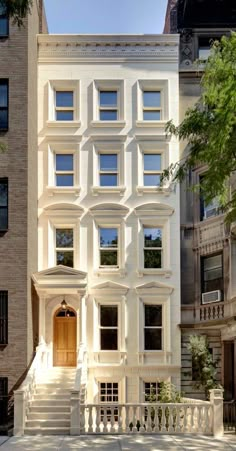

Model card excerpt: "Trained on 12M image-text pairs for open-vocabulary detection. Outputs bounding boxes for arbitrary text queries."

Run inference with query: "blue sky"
[44,0,168,34]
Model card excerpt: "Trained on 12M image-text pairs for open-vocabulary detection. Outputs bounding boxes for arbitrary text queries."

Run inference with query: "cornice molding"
[38,34,179,62]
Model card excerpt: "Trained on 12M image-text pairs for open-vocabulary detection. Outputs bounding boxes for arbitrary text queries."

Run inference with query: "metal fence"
[0,395,14,435]
[224,401,236,433]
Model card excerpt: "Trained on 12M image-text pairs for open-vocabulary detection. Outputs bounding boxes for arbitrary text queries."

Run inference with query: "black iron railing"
[224,401,236,433]
[0,395,14,435]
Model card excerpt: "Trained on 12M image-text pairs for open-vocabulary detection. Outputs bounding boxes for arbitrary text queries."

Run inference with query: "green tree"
[0,0,32,27]
[188,335,220,399]
[164,32,236,223]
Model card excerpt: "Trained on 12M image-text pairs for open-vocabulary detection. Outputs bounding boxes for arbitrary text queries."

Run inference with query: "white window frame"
[137,142,169,195]
[143,226,163,270]
[55,227,74,268]
[136,80,168,127]
[142,90,162,121]
[47,80,80,127]
[134,203,173,277]
[47,142,80,196]
[91,80,125,127]
[92,140,125,196]
[94,377,126,405]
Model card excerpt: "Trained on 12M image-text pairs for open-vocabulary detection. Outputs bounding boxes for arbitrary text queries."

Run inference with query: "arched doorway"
[53,307,77,367]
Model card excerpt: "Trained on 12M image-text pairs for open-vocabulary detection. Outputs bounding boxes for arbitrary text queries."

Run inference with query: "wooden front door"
[53,312,77,367]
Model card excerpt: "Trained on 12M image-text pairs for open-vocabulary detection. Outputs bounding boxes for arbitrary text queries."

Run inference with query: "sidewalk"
[1,434,236,451]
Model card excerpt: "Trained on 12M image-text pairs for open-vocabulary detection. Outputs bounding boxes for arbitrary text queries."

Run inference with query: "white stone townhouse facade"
[35,33,180,407]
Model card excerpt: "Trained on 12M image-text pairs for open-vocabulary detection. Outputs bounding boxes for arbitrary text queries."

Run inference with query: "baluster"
[208,307,211,320]
[103,407,108,433]
[175,405,181,433]
[146,405,152,432]
[205,405,211,434]
[162,406,167,433]
[132,405,137,432]
[153,406,159,433]
[95,405,100,433]
[190,406,195,432]
[169,406,174,433]
[88,405,93,433]
[140,406,146,433]
[80,404,85,433]
[125,406,130,433]
[183,406,188,432]
[117,405,122,433]
[110,406,115,433]
[217,305,220,319]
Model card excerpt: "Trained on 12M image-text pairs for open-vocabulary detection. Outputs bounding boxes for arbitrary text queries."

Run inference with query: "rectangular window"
[144,382,160,401]
[99,227,118,267]
[0,377,8,428]
[0,178,8,230]
[143,91,161,120]
[99,154,118,186]
[100,305,118,350]
[144,227,162,268]
[200,175,220,220]
[0,5,8,37]
[201,254,223,295]
[144,305,162,350]
[56,228,74,267]
[55,91,74,121]
[198,37,217,60]
[0,291,8,345]
[99,91,118,120]
[99,382,118,422]
[143,154,162,186]
[55,154,74,186]
[0,80,8,130]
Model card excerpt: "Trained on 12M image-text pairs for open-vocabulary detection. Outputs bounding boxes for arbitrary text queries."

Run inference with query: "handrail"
[74,343,87,393]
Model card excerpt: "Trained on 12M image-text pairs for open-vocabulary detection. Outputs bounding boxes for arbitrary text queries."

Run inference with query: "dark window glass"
[56,251,73,267]
[201,254,223,296]
[0,81,8,130]
[56,175,74,186]
[200,175,220,221]
[144,305,162,350]
[100,110,117,121]
[100,154,118,186]
[100,382,118,421]
[56,229,73,248]
[100,228,118,266]
[56,154,73,171]
[56,111,74,121]
[100,306,118,350]
[56,229,74,267]
[0,5,8,37]
[0,291,8,345]
[144,228,162,268]
[100,91,117,107]
[56,91,73,107]
[0,377,8,429]
[144,174,161,186]
[143,91,161,108]
[0,179,8,230]
[144,228,162,248]
[100,175,118,186]
[143,111,161,121]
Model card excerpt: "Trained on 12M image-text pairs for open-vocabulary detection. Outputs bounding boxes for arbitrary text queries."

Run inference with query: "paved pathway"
[1,435,236,451]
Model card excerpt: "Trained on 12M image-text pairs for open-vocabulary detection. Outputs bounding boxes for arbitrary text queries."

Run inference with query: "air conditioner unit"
[204,207,218,219]
[202,290,221,304]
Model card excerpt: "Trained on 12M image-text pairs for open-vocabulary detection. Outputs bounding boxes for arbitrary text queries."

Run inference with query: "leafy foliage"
[188,335,220,399]
[164,32,236,222]
[0,0,32,27]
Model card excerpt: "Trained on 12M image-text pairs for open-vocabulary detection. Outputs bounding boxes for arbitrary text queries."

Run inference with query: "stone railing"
[13,340,48,436]
[73,389,223,437]
[182,298,236,324]
[70,343,88,435]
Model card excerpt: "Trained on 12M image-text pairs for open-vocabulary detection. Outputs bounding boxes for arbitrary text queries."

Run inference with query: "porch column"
[79,294,87,345]
[38,290,46,344]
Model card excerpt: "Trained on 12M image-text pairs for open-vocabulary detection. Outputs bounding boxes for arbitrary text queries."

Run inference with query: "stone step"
[30,399,70,407]
[26,419,70,428]
[24,427,70,435]
[35,388,71,395]
[28,412,70,420]
[29,405,70,413]
[33,394,70,400]
[36,383,74,389]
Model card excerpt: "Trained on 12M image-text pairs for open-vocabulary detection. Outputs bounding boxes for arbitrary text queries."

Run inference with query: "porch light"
[61,298,68,310]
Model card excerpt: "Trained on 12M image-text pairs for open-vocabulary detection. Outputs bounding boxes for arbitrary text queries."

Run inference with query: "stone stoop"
[24,367,76,435]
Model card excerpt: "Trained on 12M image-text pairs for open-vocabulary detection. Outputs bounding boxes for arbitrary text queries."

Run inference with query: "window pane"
[204,255,222,271]
[144,174,161,186]
[100,174,118,186]
[144,228,162,247]
[0,110,7,129]
[0,18,8,36]
[145,305,162,327]
[143,111,161,121]
[0,208,7,230]
[56,154,73,171]
[56,175,74,186]
[144,250,162,268]
[145,329,162,350]
[100,154,117,171]
[0,84,7,107]
[100,228,118,247]
[100,91,117,107]
[143,91,161,107]
[100,250,118,266]
[56,111,74,121]
[100,110,117,121]
[100,306,117,327]
[144,154,161,171]
[56,229,73,248]
[0,182,7,207]
[101,329,117,350]
[56,91,73,107]
[56,251,74,267]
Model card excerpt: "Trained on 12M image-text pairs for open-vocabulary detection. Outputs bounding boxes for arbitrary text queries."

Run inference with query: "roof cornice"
[37,34,179,63]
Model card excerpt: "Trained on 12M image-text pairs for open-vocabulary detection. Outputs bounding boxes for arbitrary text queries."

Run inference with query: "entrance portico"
[32,265,87,368]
